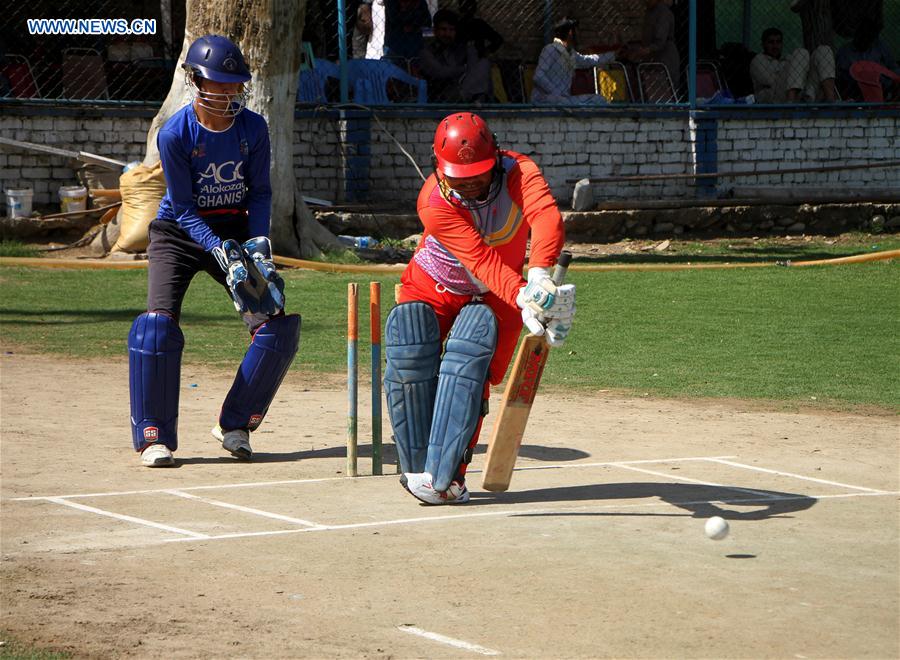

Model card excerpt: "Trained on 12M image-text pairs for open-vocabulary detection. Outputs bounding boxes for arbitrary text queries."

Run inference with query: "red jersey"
[411,150,564,309]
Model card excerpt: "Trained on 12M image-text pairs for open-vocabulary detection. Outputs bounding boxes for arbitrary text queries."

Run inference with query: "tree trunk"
[142,0,340,259]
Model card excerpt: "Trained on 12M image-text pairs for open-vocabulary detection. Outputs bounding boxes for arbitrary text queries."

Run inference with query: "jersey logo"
[196,161,246,208]
[197,161,244,184]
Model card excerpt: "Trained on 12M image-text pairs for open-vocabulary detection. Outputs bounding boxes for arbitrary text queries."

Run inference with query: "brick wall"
[2,110,898,214]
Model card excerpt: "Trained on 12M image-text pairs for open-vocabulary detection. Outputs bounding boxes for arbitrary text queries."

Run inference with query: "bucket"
[6,188,34,219]
[59,185,88,213]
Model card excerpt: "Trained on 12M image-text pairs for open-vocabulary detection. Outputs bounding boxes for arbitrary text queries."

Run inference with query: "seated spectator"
[531,18,618,105]
[419,9,491,102]
[457,0,504,59]
[384,0,431,60]
[836,18,899,100]
[750,27,837,103]
[630,0,681,93]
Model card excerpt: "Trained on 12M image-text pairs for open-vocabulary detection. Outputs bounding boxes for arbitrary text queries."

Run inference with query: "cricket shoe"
[211,425,252,460]
[400,472,470,505]
[141,443,174,467]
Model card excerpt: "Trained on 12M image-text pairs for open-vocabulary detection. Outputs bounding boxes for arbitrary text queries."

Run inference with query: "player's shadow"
[470,482,817,520]
[176,442,590,465]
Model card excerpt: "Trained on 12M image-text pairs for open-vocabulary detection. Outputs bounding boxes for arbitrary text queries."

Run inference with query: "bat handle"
[551,251,572,286]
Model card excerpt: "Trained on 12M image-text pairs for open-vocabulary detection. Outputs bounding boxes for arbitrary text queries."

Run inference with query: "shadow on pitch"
[470,482,817,521]
[177,442,589,465]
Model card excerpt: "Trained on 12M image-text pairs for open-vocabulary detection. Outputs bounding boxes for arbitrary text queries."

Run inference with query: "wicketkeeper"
[385,112,576,504]
[128,34,300,467]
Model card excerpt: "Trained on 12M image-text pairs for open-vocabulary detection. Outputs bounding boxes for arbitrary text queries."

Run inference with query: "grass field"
[1,241,897,411]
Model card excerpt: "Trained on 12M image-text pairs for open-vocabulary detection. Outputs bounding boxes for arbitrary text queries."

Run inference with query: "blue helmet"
[183,34,251,83]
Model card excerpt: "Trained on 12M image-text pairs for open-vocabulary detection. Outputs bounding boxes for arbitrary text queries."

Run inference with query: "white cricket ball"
[705,516,730,540]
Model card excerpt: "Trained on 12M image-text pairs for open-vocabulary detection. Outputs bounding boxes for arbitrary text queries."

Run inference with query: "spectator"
[352,0,374,59]
[635,0,681,94]
[531,17,617,105]
[835,18,899,100]
[750,27,837,103]
[419,9,491,102]
[384,0,431,60]
[365,0,387,59]
[457,0,504,59]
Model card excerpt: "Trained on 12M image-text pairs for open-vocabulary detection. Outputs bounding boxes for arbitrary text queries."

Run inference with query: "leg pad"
[384,302,441,473]
[426,304,497,491]
[219,314,301,431]
[129,312,184,452]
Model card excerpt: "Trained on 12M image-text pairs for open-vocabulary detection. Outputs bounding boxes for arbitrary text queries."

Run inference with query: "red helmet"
[432,113,498,178]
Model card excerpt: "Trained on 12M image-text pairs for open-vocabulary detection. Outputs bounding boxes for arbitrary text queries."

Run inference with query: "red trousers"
[399,259,523,388]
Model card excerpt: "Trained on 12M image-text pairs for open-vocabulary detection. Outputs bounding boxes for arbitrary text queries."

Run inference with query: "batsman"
[128,35,300,467]
[385,112,576,504]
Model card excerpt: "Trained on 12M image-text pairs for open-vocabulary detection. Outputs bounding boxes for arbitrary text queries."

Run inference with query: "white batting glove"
[544,310,574,347]
[516,267,556,311]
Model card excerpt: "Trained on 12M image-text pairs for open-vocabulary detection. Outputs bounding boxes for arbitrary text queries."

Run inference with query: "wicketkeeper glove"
[241,236,286,314]
[213,238,252,313]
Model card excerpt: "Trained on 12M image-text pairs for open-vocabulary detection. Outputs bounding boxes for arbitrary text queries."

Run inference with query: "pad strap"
[219,313,300,431]
[383,302,441,473]
[426,303,497,491]
[128,312,184,451]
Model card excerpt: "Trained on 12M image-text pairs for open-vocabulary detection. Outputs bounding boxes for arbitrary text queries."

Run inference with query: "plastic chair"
[637,62,677,103]
[850,60,900,102]
[696,69,719,99]
[299,42,316,72]
[346,58,426,104]
[62,47,109,100]
[519,63,535,101]
[491,63,509,103]
[570,67,596,95]
[1,54,40,98]
[596,62,633,102]
[297,58,340,103]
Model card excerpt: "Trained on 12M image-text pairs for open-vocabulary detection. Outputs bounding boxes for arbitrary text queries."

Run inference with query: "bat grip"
[551,251,572,286]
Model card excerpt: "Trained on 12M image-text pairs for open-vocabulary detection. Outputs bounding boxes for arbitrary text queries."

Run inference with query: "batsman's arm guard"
[425,303,497,492]
[383,302,441,474]
[128,312,184,452]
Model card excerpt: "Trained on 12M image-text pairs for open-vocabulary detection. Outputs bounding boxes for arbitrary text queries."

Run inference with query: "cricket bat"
[481,251,573,492]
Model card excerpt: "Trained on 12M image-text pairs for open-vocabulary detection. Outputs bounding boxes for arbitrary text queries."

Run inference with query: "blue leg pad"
[426,304,497,491]
[384,302,441,473]
[129,312,184,452]
[219,314,300,431]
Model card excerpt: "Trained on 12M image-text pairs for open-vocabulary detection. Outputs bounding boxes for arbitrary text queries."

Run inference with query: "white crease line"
[474,455,739,474]
[164,489,323,528]
[10,476,350,501]
[613,464,780,499]
[156,490,899,545]
[707,458,889,493]
[9,456,738,501]
[46,497,209,539]
[398,625,501,656]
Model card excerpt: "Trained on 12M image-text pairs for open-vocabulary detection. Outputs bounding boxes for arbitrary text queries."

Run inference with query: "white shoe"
[141,443,174,467]
[400,472,470,505]
[212,425,252,460]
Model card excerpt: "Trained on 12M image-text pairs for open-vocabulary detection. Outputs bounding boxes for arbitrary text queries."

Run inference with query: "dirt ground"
[1,351,898,659]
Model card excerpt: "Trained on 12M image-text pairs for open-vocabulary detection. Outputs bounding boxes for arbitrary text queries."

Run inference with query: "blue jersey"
[156,104,272,251]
